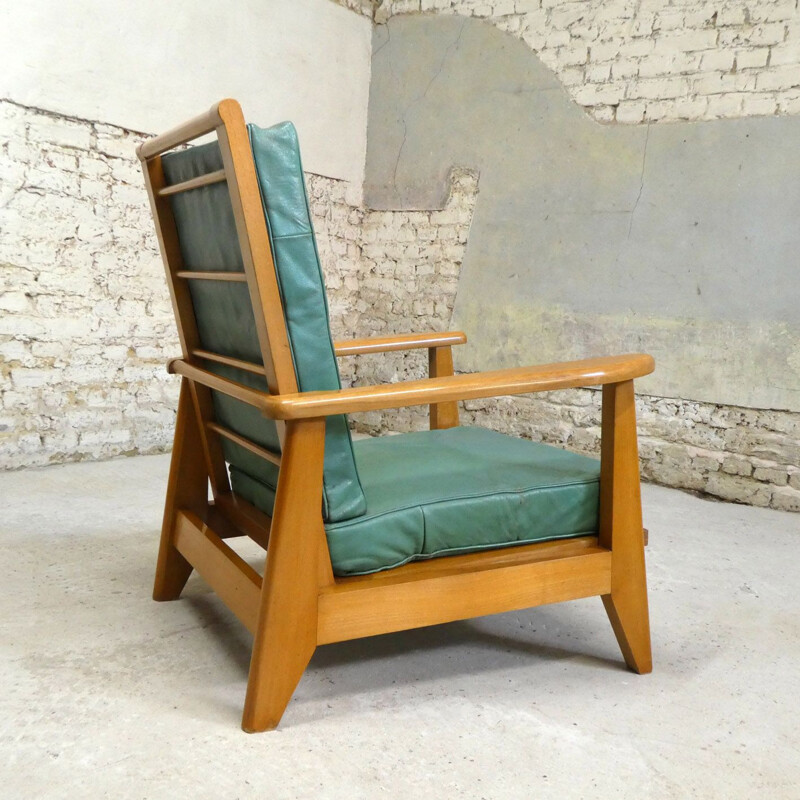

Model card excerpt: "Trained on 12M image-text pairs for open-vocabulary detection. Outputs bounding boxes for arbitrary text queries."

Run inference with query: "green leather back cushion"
[231,426,601,576]
[162,122,366,522]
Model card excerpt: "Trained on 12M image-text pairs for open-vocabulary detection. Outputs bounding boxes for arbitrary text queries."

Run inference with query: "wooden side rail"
[136,102,224,161]
[334,331,467,356]
[269,354,654,419]
[318,542,612,644]
[335,330,466,429]
[168,358,269,407]
[173,510,262,633]
[168,353,655,420]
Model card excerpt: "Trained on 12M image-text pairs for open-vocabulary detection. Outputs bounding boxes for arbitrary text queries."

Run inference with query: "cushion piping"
[335,529,599,577]
[325,477,600,531]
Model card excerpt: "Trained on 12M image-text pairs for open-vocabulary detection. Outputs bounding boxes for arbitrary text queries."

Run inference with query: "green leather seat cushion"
[231,426,601,576]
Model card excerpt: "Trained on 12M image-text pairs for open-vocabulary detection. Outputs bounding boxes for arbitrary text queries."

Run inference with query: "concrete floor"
[1,453,799,799]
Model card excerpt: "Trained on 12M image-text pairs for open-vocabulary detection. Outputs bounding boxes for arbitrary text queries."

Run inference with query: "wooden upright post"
[153,380,208,601]
[241,419,328,732]
[598,380,652,674]
[428,345,460,429]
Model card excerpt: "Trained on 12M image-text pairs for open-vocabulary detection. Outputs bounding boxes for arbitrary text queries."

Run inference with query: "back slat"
[160,141,283,497]
[159,169,227,196]
[176,271,247,282]
[141,152,232,499]
[141,100,368,524]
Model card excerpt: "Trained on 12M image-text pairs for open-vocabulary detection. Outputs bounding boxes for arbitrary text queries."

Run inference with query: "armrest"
[333,331,467,357]
[170,353,652,420]
[170,354,653,421]
[264,353,653,420]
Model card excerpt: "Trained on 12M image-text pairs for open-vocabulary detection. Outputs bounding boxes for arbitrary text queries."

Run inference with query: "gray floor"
[1,453,799,799]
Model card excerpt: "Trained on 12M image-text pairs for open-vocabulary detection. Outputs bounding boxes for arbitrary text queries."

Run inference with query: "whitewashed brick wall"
[0,100,473,469]
[0,102,177,467]
[376,0,800,123]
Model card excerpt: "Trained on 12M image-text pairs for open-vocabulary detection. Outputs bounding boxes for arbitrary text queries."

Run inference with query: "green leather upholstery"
[163,118,599,576]
[232,426,601,576]
[162,122,366,522]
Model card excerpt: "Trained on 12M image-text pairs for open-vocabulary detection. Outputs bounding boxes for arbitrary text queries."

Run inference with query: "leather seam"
[271,231,313,240]
[325,479,599,532]
[335,530,598,577]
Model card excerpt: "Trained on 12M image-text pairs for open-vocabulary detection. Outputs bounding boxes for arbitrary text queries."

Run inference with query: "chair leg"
[241,419,327,732]
[602,575,651,674]
[153,379,208,601]
[598,380,652,674]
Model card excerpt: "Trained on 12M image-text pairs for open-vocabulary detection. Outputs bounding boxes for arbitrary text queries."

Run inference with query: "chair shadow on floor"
[180,578,624,721]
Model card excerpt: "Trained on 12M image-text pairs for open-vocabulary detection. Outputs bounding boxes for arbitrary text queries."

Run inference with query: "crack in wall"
[627,123,650,238]
[391,17,466,190]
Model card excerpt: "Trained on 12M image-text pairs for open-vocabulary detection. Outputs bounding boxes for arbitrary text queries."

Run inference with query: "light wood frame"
[138,99,654,732]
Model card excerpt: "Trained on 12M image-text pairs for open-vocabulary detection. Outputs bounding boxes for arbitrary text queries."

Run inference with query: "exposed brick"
[722,456,754,477]
[736,48,771,69]
[705,473,773,507]
[378,0,800,124]
[771,486,800,513]
[753,465,789,485]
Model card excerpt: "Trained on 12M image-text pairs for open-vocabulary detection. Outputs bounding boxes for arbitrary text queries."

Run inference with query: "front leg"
[241,418,328,731]
[598,380,652,674]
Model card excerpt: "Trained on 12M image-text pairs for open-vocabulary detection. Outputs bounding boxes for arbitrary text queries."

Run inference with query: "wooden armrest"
[169,354,653,420]
[264,353,654,420]
[169,354,653,421]
[333,331,467,357]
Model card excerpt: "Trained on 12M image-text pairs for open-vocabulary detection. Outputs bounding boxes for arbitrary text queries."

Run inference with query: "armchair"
[137,99,654,732]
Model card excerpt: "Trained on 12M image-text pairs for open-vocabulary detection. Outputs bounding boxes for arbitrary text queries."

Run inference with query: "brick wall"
[376,0,800,123]
[0,100,473,468]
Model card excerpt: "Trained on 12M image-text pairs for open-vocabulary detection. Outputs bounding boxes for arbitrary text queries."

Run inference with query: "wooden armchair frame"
[138,99,654,732]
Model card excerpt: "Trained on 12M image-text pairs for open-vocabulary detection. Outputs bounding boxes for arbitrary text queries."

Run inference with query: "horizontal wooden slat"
[167,360,269,410]
[174,511,262,633]
[334,331,467,357]
[214,493,272,550]
[136,102,223,160]
[207,422,281,466]
[201,503,248,540]
[175,270,247,282]
[193,349,265,376]
[158,169,227,196]
[317,540,612,645]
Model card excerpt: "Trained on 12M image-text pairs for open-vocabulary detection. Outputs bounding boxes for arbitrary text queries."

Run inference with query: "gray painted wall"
[366,15,800,411]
